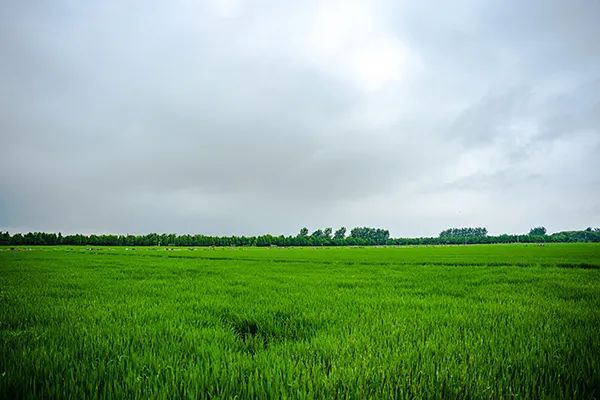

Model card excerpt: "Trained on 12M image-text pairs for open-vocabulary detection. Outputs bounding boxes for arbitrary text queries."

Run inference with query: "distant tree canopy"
[1,227,599,247]
[349,227,390,245]
[298,228,309,237]
[529,227,547,236]
[439,227,488,239]
[334,227,346,240]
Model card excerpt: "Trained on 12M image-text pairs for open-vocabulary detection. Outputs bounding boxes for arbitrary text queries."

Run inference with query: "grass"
[1,243,599,399]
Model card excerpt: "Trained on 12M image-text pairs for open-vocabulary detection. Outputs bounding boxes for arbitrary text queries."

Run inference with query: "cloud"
[539,79,600,140]
[450,87,531,147]
[1,0,599,235]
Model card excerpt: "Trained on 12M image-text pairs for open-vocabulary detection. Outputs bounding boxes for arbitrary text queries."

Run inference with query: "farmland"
[1,244,599,399]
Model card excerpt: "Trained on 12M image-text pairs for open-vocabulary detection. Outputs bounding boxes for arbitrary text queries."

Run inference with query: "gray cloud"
[1,0,599,236]
[450,87,531,147]
[539,79,600,140]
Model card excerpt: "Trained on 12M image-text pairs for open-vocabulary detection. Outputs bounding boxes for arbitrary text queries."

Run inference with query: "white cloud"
[303,0,414,92]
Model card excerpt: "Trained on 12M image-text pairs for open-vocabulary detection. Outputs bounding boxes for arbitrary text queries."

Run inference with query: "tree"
[334,227,346,239]
[323,228,332,239]
[0,231,10,245]
[439,227,487,239]
[298,227,309,237]
[311,229,324,239]
[349,227,390,245]
[529,226,547,236]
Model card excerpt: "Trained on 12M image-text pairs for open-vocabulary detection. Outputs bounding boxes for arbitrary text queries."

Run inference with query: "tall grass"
[1,244,599,398]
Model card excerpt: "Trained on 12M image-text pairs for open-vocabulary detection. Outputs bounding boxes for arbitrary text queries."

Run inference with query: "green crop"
[1,244,599,399]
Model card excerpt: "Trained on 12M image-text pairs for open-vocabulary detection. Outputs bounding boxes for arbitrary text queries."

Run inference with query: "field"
[1,244,599,399]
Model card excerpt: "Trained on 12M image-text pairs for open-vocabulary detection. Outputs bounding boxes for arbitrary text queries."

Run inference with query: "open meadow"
[1,244,599,399]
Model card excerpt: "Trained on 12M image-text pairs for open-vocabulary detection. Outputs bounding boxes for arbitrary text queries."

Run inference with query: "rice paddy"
[1,244,599,399]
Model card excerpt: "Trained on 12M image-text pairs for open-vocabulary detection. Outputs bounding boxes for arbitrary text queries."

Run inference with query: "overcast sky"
[1,0,599,236]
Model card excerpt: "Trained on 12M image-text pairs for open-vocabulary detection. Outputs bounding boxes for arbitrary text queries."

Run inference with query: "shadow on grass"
[218,309,318,355]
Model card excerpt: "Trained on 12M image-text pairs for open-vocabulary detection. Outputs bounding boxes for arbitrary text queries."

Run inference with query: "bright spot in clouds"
[350,39,409,91]
[208,0,242,17]
[307,0,412,91]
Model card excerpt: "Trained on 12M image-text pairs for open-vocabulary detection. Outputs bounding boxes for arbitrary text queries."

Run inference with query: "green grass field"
[1,244,599,399]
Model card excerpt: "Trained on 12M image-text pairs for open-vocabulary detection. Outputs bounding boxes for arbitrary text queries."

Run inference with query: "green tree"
[349,227,390,245]
[529,227,547,236]
[334,227,346,239]
[311,229,324,239]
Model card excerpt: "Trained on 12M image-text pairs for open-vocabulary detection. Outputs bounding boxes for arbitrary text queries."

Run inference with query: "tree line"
[1,226,599,247]
[439,227,488,239]
[0,227,389,247]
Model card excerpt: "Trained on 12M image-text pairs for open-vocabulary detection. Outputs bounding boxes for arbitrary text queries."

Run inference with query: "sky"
[1,0,599,237]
